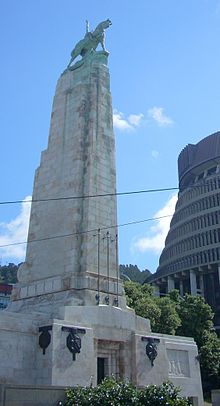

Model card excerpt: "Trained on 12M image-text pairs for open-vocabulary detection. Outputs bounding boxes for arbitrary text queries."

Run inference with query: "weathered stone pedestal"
[0,49,203,405]
[0,305,203,405]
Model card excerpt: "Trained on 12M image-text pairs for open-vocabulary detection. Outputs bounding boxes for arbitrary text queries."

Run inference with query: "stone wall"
[0,385,66,406]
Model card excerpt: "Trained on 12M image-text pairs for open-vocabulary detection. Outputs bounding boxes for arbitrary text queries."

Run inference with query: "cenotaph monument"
[0,20,203,405]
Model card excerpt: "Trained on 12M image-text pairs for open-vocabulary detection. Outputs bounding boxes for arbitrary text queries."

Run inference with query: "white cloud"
[128,113,144,127]
[151,150,159,159]
[148,106,173,127]
[113,107,173,131]
[113,110,133,131]
[113,109,143,131]
[0,196,31,262]
[133,194,178,255]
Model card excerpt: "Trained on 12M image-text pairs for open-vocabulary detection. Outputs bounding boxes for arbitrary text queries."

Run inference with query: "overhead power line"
[0,176,219,207]
[0,214,173,249]
[0,187,178,206]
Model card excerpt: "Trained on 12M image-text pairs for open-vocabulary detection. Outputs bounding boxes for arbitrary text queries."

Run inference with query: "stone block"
[0,385,66,406]
[212,389,220,406]
[27,285,36,297]
[52,278,61,291]
[36,282,44,295]
[20,287,28,298]
[44,280,53,293]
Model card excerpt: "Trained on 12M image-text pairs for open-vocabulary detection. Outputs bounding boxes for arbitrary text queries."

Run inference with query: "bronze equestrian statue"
[67,19,112,68]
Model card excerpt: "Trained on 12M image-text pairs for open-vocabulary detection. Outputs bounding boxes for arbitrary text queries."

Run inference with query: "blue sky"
[0,0,220,273]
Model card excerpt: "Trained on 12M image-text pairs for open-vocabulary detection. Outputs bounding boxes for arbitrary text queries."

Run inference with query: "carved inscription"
[167,349,190,377]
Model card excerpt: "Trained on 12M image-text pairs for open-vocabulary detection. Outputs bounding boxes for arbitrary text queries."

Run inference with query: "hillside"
[0,263,18,284]
[120,264,151,283]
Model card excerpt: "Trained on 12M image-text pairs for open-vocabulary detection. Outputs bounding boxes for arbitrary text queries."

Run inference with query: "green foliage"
[199,330,220,391]
[124,281,161,329]
[138,381,192,406]
[124,282,180,335]
[0,263,18,284]
[120,264,151,283]
[124,281,153,307]
[135,297,161,330]
[65,378,191,406]
[154,296,181,335]
[168,289,181,303]
[176,294,214,347]
[65,378,138,406]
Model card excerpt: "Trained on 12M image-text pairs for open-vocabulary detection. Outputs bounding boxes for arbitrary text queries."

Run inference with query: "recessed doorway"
[97,357,108,384]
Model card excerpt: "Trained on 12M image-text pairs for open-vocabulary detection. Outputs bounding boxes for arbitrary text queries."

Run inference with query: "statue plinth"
[67,50,109,72]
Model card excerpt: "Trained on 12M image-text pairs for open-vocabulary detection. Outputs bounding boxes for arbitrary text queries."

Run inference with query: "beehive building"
[148,132,220,329]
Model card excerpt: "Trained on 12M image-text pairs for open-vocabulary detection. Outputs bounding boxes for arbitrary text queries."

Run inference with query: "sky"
[0,0,220,273]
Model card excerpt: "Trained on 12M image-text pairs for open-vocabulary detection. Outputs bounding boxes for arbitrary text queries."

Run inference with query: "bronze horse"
[67,19,112,68]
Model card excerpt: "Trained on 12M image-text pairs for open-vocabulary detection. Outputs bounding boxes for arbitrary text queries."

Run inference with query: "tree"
[0,263,18,284]
[175,294,214,347]
[124,282,180,335]
[124,282,161,331]
[199,330,220,391]
[124,281,160,328]
[154,296,181,335]
[124,281,153,308]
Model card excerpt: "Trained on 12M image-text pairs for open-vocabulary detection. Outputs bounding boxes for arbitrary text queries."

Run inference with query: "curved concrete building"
[148,131,220,329]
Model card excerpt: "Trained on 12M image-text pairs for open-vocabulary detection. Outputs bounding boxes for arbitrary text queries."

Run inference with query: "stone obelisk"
[12,19,126,312]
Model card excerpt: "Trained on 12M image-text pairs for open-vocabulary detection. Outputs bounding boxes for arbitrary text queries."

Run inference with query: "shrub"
[138,381,192,406]
[65,378,192,406]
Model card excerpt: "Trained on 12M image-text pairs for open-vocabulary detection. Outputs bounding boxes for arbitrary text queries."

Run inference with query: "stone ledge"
[12,273,124,301]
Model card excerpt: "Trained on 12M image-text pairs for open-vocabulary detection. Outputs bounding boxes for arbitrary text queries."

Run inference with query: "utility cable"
[0,214,173,249]
[0,176,219,206]
[0,187,178,206]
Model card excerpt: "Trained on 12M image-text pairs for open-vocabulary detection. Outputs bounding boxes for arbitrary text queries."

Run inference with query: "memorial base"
[0,305,203,405]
